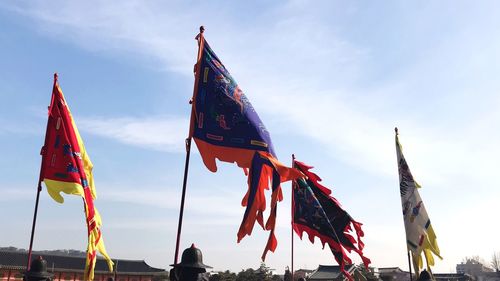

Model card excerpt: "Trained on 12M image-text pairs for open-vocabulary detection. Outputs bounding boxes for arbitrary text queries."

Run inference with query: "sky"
[1,0,500,275]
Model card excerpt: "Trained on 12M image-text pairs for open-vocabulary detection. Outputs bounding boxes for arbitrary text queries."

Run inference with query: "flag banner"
[190,35,301,259]
[293,160,370,280]
[191,37,277,170]
[237,151,299,260]
[395,132,441,275]
[40,74,113,280]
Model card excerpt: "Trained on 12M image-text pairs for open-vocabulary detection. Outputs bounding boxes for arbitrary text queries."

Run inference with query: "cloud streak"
[78,117,189,152]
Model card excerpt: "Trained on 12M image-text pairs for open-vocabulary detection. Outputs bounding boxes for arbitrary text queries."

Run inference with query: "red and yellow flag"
[40,74,113,280]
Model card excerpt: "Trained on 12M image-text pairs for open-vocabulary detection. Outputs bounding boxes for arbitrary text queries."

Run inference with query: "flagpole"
[395,127,413,281]
[291,154,296,281]
[26,181,42,270]
[173,26,205,265]
[26,73,59,270]
[408,251,413,281]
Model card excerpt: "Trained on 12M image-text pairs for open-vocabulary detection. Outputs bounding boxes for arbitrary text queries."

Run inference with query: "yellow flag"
[395,129,442,276]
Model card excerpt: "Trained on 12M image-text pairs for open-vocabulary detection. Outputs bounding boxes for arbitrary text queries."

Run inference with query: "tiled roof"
[308,265,355,280]
[0,251,165,274]
[379,267,406,273]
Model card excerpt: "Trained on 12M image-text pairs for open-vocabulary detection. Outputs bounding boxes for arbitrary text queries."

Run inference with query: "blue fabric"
[193,39,276,156]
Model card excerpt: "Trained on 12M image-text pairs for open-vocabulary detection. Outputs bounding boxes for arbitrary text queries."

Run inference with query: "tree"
[463,255,487,265]
[210,270,237,281]
[236,268,259,281]
[235,263,275,281]
[491,252,500,272]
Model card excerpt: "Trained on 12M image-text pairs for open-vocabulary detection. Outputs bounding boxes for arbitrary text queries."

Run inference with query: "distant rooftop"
[0,250,165,274]
[308,265,355,280]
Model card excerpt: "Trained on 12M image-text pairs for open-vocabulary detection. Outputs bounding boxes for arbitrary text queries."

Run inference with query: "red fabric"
[193,138,257,172]
[40,75,101,278]
[41,80,86,187]
[237,152,302,261]
[292,159,371,280]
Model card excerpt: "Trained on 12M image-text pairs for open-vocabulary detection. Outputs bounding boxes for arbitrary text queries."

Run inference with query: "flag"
[395,129,442,276]
[238,152,298,260]
[292,159,370,280]
[190,31,301,259]
[40,74,113,280]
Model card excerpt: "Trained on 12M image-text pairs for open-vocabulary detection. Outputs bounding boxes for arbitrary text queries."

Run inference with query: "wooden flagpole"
[291,154,296,281]
[173,26,205,265]
[27,73,59,270]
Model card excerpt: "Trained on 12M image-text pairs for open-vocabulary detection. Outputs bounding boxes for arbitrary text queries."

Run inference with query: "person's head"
[418,270,432,281]
[24,256,53,281]
[170,244,212,279]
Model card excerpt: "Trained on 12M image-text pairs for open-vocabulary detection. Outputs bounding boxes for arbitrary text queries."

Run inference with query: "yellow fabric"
[43,179,84,203]
[84,207,114,281]
[44,83,113,280]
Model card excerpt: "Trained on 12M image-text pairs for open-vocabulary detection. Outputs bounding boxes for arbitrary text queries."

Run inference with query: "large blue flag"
[189,32,301,260]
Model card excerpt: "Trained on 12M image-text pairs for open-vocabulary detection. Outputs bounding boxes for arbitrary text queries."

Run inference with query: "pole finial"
[54,72,58,81]
[195,26,205,40]
[395,127,399,135]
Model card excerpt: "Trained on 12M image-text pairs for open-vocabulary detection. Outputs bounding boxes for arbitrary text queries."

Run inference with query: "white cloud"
[0,188,33,201]
[97,185,243,218]
[2,1,198,74]
[78,117,189,152]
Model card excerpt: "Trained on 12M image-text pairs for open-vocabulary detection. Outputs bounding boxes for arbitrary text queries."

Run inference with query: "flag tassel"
[174,26,205,265]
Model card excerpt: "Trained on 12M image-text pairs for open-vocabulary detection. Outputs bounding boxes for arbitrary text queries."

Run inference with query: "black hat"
[24,256,54,280]
[418,270,432,281]
[170,244,212,269]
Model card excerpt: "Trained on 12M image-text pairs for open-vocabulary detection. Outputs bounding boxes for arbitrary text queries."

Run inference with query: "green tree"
[236,268,258,281]
[210,270,237,281]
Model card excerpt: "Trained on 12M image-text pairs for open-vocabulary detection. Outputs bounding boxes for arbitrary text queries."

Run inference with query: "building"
[308,265,358,281]
[457,261,493,277]
[434,273,475,281]
[0,250,167,281]
[477,272,500,281]
[378,267,411,281]
[294,269,314,280]
[456,260,498,281]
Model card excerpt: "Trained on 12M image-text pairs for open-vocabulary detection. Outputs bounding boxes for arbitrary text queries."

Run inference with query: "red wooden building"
[0,250,167,281]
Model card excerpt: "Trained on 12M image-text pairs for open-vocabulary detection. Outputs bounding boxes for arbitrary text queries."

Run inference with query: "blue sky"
[1,0,500,274]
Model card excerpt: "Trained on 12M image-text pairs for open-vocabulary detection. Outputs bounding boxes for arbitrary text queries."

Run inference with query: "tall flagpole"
[26,181,42,270]
[27,73,58,270]
[173,26,205,265]
[395,127,413,281]
[408,251,413,281]
[291,154,296,281]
